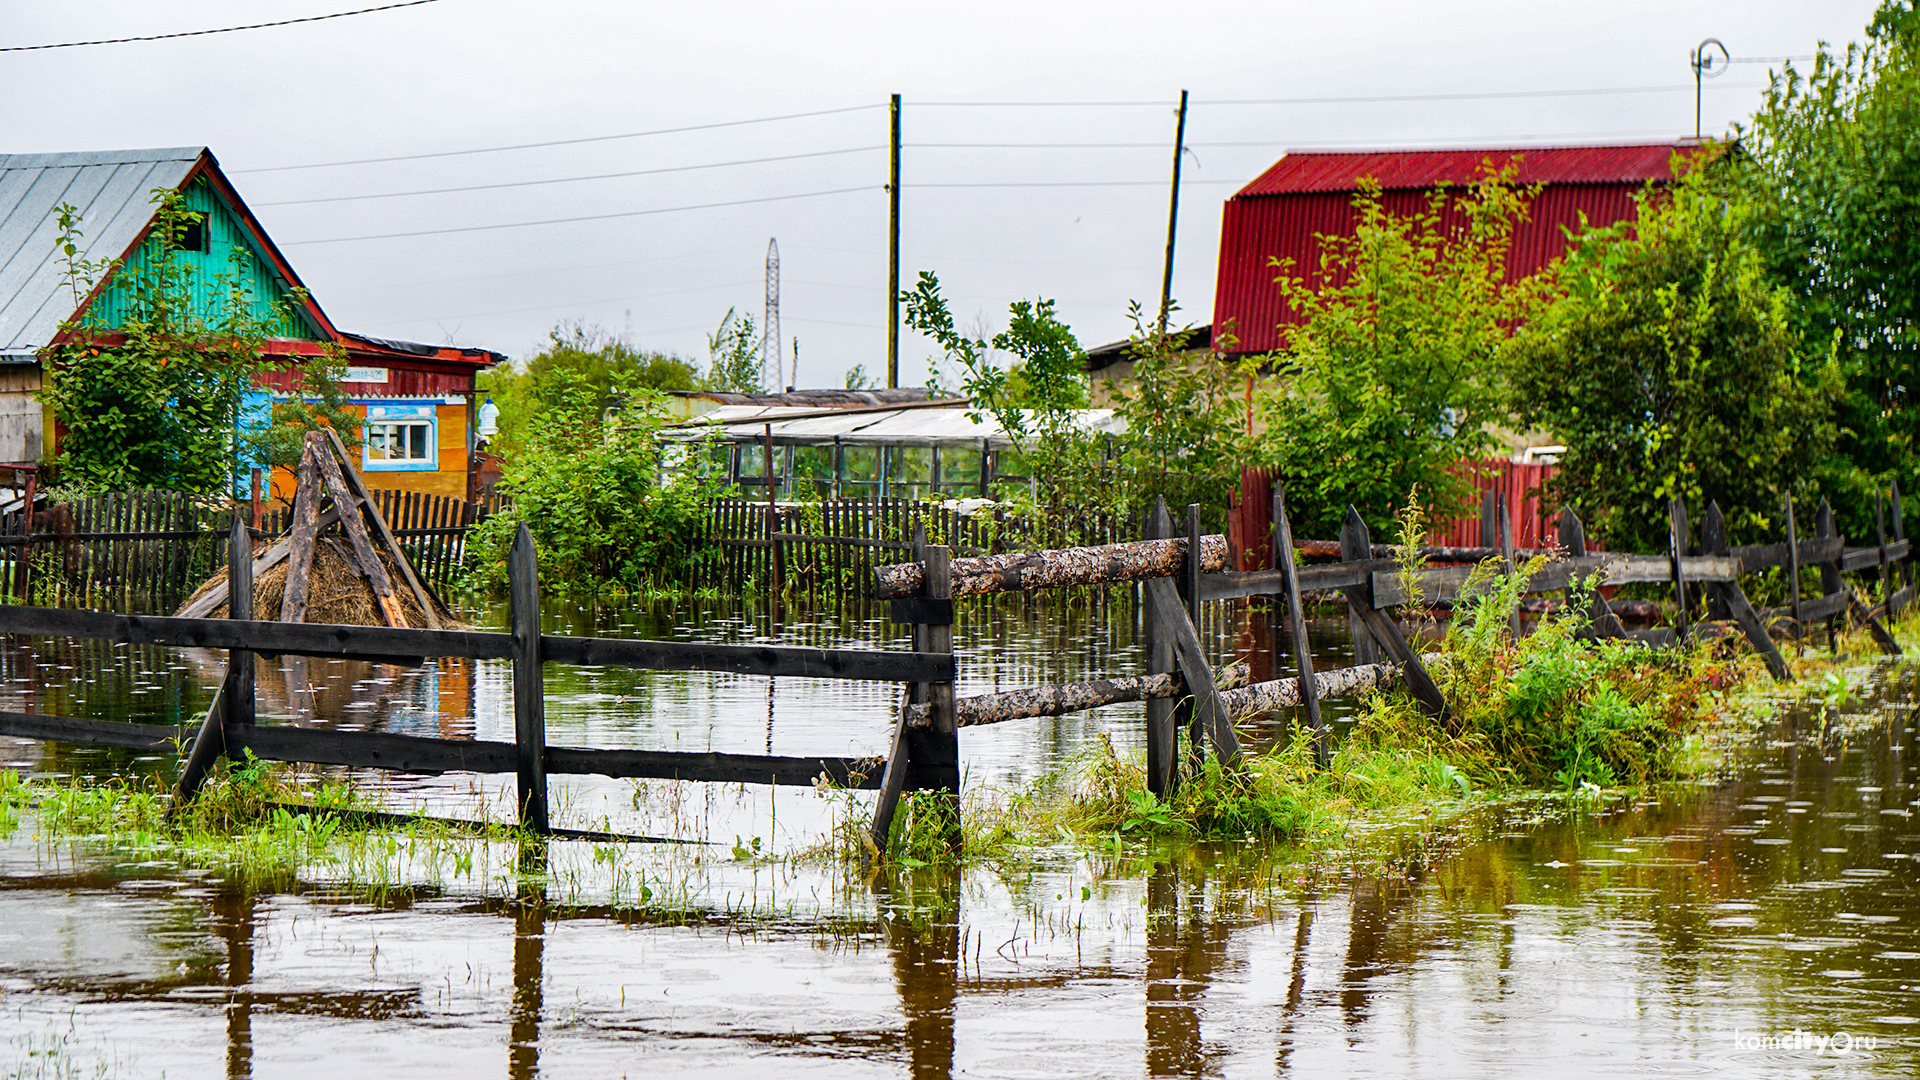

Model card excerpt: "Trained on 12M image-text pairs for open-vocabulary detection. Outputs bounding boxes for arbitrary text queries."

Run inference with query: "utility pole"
[1158,89,1189,335]
[1691,38,1727,140]
[888,93,901,389]
[764,238,782,392]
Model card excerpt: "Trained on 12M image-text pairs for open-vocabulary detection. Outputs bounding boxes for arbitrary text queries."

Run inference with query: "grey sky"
[2,0,1885,386]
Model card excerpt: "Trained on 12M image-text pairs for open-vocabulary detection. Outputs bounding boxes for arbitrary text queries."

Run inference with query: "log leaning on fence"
[904,660,1252,729]
[872,534,1231,599]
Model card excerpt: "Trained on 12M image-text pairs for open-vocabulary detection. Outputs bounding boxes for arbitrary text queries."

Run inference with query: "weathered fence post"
[1271,484,1325,767]
[1785,494,1803,653]
[1894,479,1911,606]
[1178,504,1205,767]
[1143,497,1177,796]
[509,523,549,834]
[1668,499,1692,643]
[870,526,957,851]
[1702,500,1791,682]
[1497,500,1522,638]
[1817,499,1843,653]
[1876,488,1892,611]
[1335,507,1450,726]
[1342,508,1383,665]
[14,468,35,601]
[172,515,253,810]
[1559,509,1626,639]
[762,425,784,601]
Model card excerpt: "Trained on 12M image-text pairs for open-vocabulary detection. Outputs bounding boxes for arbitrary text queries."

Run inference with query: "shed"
[0,147,504,497]
[1210,141,1705,356]
[657,400,1127,500]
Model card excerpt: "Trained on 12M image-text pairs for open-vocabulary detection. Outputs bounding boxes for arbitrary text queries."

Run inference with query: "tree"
[42,190,285,495]
[1505,161,1841,551]
[241,349,363,488]
[1250,169,1539,539]
[703,308,763,393]
[1108,306,1257,523]
[476,321,701,453]
[1730,0,1920,529]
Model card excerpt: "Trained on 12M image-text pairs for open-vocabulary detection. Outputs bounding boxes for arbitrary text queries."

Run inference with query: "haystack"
[175,429,456,629]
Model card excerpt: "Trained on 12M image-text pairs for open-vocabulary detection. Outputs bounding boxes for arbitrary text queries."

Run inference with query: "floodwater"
[2,596,1917,1078]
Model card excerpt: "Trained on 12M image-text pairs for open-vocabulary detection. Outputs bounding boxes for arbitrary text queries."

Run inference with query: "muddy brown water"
[2,596,1916,1077]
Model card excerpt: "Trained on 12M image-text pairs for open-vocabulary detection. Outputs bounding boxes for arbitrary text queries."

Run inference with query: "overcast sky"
[3,0,1887,387]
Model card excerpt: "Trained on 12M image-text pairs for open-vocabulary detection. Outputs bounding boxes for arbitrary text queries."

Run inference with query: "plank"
[1273,483,1323,764]
[0,710,185,751]
[1842,540,1910,572]
[903,660,1251,728]
[0,604,514,661]
[1143,498,1175,796]
[228,723,517,775]
[1195,560,1385,601]
[1759,589,1849,625]
[509,523,547,833]
[1143,575,1240,768]
[1732,536,1844,572]
[540,635,954,682]
[323,428,444,630]
[279,438,324,622]
[311,445,409,629]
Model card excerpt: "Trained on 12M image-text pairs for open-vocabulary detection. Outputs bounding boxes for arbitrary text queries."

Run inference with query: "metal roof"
[0,148,204,357]
[1234,142,1700,197]
[658,405,1126,449]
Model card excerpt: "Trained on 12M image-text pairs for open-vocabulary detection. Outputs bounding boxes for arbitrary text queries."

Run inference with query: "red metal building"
[1210,141,1702,356]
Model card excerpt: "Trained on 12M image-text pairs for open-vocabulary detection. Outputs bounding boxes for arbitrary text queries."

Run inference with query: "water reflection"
[1,598,1917,1076]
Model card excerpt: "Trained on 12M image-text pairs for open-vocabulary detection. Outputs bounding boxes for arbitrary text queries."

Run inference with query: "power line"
[234,104,883,174]
[907,180,1243,188]
[1201,83,1762,105]
[283,185,878,245]
[0,0,439,52]
[257,146,884,206]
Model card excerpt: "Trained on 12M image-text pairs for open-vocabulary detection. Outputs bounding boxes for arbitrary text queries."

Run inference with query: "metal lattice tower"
[764,238,781,392]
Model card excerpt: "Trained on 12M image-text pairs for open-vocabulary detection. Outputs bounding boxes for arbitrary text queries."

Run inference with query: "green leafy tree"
[463,371,723,596]
[1505,162,1841,551]
[41,190,288,495]
[1251,169,1539,538]
[703,308,763,393]
[902,272,1110,537]
[477,321,700,454]
[1108,307,1257,524]
[241,350,363,488]
[1730,0,1920,529]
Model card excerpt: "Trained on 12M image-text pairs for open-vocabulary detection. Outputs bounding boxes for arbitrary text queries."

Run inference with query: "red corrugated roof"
[1236,142,1700,197]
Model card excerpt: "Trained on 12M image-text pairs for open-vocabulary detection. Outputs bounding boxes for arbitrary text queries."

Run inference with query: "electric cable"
[1,1,440,52]
[235,104,883,173]
[282,185,878,245]
[257,146,884,206]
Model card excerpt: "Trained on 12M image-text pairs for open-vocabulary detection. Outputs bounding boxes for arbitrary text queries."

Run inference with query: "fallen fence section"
[0,519,951,837]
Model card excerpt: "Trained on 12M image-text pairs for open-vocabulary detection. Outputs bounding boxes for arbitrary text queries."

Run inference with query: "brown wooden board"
[1143,575,1240,767]
[0,604,514,661]
[0,711,185,751]
[323,428,445,629]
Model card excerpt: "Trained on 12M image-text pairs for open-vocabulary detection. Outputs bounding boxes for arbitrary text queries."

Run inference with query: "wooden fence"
[0,519,955,839]
[0,488,496,611]
[701,495,1129,597]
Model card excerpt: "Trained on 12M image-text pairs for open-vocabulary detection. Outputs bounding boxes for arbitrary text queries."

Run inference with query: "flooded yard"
[3,596,1917,1077]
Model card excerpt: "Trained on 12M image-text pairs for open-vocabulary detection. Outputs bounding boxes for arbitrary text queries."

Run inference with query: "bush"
[463,374,723,596]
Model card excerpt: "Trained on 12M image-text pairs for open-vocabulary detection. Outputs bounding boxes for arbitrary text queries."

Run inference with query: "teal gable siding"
[85,177,320,341]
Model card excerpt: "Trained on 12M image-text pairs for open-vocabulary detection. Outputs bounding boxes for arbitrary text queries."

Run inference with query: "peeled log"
[908,660,1251,729]
[873,534,1231,599]
[1220,663,1400,718]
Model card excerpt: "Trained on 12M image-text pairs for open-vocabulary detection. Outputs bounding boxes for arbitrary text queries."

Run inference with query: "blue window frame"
[363,403,438,472]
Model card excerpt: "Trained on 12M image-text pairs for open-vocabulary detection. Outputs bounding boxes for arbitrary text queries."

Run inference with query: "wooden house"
[0,147,503,500]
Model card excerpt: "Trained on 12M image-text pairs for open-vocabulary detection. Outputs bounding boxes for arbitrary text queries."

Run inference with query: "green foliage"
[241,349,363,486]
[1505,160,1841,551]
[704,308,764,393]
[41,190,286,495]
[902,272,1114,540]
[463,372,724,595]
[1251,169,1539,539]
[1432,558,1717,789]
[844,362,875,390]
[476,321,701,454]
[1107,307,1258,523]
[1729,4,1920,530]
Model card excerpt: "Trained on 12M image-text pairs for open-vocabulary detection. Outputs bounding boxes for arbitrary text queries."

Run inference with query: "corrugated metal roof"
[1235,142,1698,197]
[0,148,204,355]
[658,405,1126,449]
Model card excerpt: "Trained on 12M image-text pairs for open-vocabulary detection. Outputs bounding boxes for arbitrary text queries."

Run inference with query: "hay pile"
[176,538,446,626]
